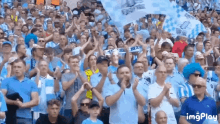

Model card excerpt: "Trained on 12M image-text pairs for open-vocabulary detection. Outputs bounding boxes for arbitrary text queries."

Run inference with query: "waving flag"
[101,0,176,28]
[163,1,206,38]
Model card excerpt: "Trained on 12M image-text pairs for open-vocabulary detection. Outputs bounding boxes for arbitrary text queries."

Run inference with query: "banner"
[163,1,206,38]
[104,46,143,55]
[101,0,176,28]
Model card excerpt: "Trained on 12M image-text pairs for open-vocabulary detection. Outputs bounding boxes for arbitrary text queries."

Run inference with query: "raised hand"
[132,78,139,91]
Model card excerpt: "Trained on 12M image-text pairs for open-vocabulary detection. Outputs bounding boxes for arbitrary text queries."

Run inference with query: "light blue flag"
[163,1,206,38]
[101,0,176,28]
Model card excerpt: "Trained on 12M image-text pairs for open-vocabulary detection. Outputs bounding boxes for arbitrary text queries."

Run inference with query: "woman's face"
[89,55,97,67]
[22,26,28,32]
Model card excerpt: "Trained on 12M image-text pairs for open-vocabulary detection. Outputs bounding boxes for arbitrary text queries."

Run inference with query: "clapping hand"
[132,78,139,91]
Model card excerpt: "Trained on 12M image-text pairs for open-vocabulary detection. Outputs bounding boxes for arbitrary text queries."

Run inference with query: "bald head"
[193,77,207,95]
[155,110,167,124]
[195,77,206,86]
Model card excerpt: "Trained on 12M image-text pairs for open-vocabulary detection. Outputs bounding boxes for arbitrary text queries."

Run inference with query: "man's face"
[205,42,211,51]
[53,32,60,41]
[185,47,194,57]
[60,35,67,46]
[164,59,175,72]
[117,66,131,81]
[36,48,44,57]
[69,58,79,68]
[17,38,25,45]
[2,44,12,53]
[39,61,48,73]
[18,45,26,55]
[77,2,82,8]
[83,30,89,37]
[214,31,219,37]
[196,43,203,52]
[134,63,144,75]
[97,61,108,71]
[156,112,167,124]
[13,62,25,77]
[47,104,60,118]
[80,35,87,43]
[196,36,203,42]
[155,66,167,81]
[108,38,114,45]
[124,31,130,38]
[193,78,206,95]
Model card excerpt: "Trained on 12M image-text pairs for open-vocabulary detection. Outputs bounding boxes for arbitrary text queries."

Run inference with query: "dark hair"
[44,47,54,54]
[31,28,38,34]
[63,48,72,54]
[88,54,97,62]
[13,59,26,66]
[161,42,172,52]
[203,40,211,47]
[117,65,129,73]
[145,37,154,43]
[116,38,123,47]
[47,99,61,107]
[184,44,194,53]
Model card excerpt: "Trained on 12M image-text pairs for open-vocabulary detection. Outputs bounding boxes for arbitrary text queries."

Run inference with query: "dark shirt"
[36,114,68,124]
[69,109,89,124]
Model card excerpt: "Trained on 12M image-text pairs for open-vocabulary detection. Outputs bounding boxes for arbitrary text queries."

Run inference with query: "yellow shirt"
[85,68,99,99]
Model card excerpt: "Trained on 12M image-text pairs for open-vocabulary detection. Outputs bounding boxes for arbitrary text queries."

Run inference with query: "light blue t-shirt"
[1,76,38,119]
[82,118,103,124]
[104,82,147,124]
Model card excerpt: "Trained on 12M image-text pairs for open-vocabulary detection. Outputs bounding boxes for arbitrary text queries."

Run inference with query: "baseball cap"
[89,100,100,109]
[27,17,32,20]
[2,41,12,46]
[96,56,109,64]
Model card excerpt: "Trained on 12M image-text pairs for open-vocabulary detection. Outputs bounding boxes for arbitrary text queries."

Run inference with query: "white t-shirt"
[154,38,173,47]
[148,83,177,124]
[142,69,156,85]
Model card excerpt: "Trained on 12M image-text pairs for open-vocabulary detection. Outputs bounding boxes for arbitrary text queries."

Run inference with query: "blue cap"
[2,41,12,46]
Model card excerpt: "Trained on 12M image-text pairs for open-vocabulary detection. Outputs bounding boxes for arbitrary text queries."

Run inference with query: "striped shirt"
[32,74,59,122]
[45,41,59,48]
[179,82,194,99]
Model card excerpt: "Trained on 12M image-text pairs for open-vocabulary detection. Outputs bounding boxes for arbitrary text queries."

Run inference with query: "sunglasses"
[0,33,3,34]
[22,13,25,14]
[192,84,205,89]
[80,103,89,107]
[193,73,201,77]
[39,40,45,42]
